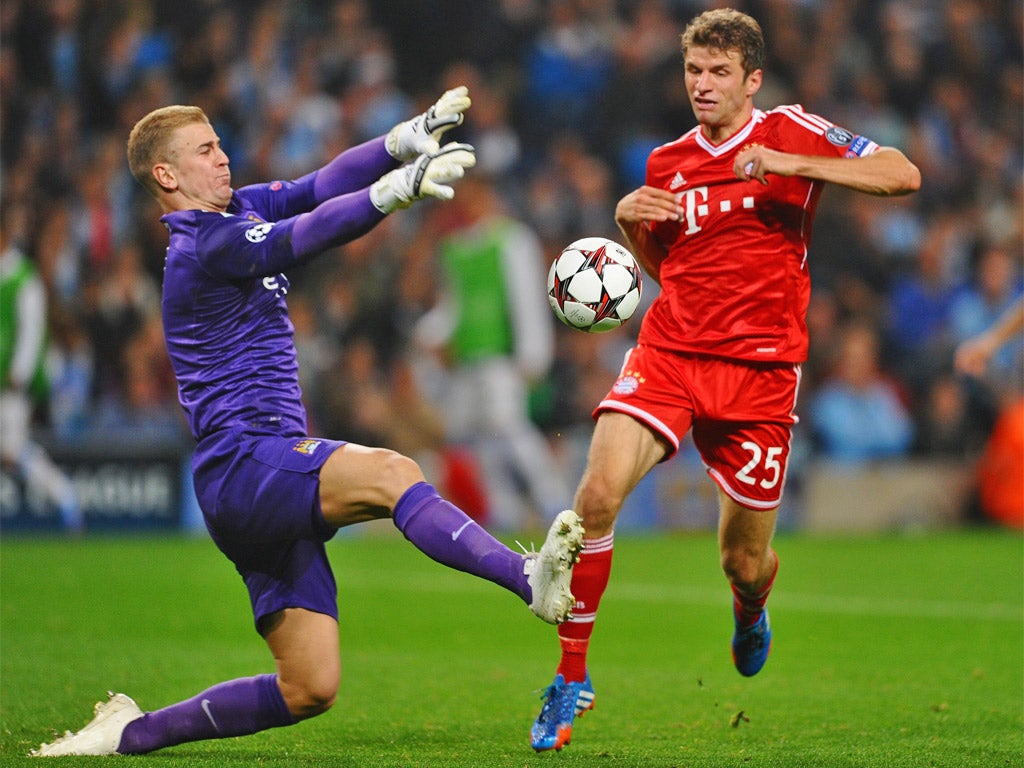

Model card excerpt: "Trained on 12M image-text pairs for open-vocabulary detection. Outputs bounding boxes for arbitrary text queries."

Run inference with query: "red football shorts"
[596,345,801,510]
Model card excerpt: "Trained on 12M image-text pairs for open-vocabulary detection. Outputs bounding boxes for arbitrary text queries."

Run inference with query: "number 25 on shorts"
[736,442,783,490]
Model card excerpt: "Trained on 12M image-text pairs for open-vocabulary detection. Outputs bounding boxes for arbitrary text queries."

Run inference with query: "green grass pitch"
[2,526,1021,767]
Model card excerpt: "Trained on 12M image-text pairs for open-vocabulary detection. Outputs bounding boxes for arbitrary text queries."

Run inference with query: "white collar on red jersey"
[694,109,766,157]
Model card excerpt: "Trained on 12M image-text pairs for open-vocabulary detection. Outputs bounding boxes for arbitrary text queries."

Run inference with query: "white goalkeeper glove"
[370,142,476,213]
[385,86,471,160]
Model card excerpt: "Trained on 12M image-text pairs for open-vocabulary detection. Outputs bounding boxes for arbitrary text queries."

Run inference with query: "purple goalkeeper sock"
[117,674,294,755]
[392,481,530,602]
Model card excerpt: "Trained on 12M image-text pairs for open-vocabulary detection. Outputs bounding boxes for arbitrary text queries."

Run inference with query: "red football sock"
[731,550,779,628]
[556,532,614,683]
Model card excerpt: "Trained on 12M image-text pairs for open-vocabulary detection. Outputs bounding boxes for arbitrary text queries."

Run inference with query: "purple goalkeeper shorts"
[191,429,345,632]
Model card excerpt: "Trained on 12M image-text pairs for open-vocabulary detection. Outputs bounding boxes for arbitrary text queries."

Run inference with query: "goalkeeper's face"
[157,122,233,213]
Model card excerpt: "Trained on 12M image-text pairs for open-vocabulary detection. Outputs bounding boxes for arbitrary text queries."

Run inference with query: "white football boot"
[526,510,585,624]
[31,692,142,757]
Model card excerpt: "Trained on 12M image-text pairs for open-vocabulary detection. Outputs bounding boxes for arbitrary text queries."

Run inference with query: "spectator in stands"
[949,243,1024,399]
[84,241,160,399]
[884,212,961,393]
[914,372,990,459]
[521,0,618,146]
[45,308,94,440]
[437,61,524,181]
[955,296,1024,380]
[809,322,915,463]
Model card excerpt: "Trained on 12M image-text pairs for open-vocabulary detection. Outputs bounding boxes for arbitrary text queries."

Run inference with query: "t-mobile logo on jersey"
[679,186,756,235]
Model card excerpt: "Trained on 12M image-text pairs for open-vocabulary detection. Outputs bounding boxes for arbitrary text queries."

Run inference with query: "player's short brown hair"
[126,105,210,197]
[681,8,765,78]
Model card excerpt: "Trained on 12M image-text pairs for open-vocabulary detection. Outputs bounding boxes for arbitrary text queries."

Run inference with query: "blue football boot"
[732,609,772,677]
[529,672,595,752]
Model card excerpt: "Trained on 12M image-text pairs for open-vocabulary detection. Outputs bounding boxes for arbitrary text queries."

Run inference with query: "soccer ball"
[547,237,643,333]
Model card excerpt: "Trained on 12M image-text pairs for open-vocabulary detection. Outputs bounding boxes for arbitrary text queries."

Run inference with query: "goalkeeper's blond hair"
[127,105,210,197]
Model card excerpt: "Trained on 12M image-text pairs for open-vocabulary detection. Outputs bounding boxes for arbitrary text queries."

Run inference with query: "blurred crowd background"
[2,0,1021,529]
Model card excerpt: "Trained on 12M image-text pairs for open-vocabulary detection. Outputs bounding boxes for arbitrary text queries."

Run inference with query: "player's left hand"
[734,145,798,185]
[386,86,471,160]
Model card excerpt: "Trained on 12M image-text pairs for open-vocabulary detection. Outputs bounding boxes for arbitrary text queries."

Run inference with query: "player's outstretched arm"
[370,142,476,213]
[386,86,471,160]
[307,139,399,206]
[283,144,475,265]
[298,87,470,208]
[733,145,921,196]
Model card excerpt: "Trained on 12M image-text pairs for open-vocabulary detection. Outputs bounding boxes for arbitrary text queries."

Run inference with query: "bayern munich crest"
[612,375,640,395]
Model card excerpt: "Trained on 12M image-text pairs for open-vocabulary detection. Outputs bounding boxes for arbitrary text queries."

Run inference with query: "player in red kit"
[530,7,921,752]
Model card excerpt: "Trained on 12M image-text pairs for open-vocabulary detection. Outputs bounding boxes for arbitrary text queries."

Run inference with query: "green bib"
[0,258,49,400]
[440,223,514,363]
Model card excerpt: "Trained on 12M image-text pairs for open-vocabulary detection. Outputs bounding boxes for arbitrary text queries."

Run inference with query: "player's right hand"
[370,142,476,213]
[614,185,683,225]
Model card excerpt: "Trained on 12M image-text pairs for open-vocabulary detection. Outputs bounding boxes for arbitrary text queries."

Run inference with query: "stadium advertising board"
[0,443,187,531]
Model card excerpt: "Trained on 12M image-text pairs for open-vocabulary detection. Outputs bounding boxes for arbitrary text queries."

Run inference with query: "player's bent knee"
[288,696,336,722]
[380,449,424,487]
[720,547,770,589]
[575,476,623,532]
[280,676,339,721]
[375,449,427,506]
[319,445,426,521]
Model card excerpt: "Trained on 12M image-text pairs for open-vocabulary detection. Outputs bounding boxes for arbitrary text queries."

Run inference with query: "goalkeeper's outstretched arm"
[288,143,477,259]
[300,86,473,208]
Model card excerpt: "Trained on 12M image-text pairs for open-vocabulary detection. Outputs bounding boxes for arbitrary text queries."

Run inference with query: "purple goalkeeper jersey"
[162,183,312,440]
[161,171,384,441]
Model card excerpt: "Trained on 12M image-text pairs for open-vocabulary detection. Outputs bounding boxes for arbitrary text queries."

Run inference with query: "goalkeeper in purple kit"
[32,88,584,757]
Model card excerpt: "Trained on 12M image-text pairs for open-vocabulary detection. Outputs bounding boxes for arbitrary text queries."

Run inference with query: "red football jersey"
[641,105,880,363]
